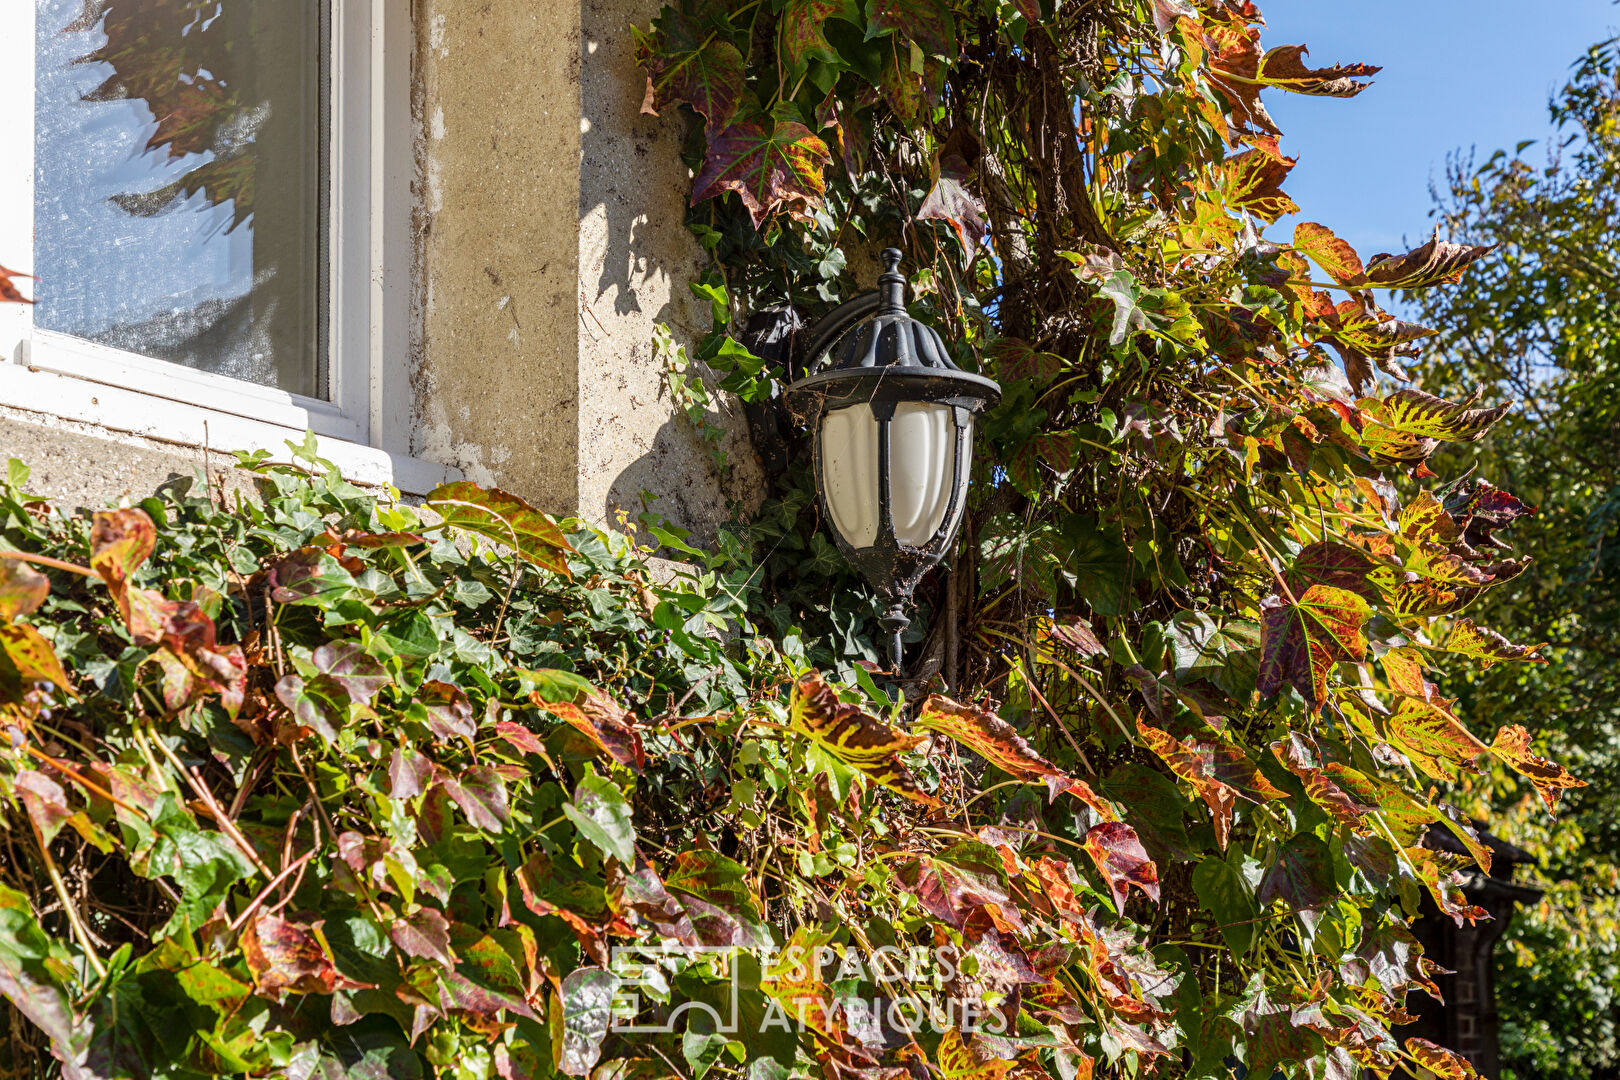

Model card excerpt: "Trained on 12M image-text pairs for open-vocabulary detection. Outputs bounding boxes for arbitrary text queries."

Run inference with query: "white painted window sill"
[0,363,459,496]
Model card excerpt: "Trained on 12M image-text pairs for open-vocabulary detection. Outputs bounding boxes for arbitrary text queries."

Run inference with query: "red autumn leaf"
[919,153,988,252]
[691,116,832,229]
[633,8,746,135]
[0,560,49,621]
[1405,1037,1479,1080]
[1138,719,1282,849]
[0,624,75,698]
[241,914,370,1001]
[1386,694,1490,780]
[14,769,72,844]
[917,695,1117,818]
[1445,619,1546,668]
[425,483,574,577]
[439,765,510,831]
[1220,149,1298,222]
[391,907,454,968]
[1257,584,1370,712]
[1293,222,1366,286]
[1284,541,1381,604]
[1082,822,1161,911]
[1270,734,1371,828]
[1405,849,1489,926]
[1361,227,1496,289]
[533,684,646,773]
[418,679,476,742]
[0,265,35,304]
[1445,477,1535,550]
[867,0,957,59]
[894,843,1021,935]
[1489,725,1585,814]
[789,672,936,806]
[89,508,157,587]
[313,642,388,704]
[777,0,861,73]
[495,719,547,757]
[389,746,434,799]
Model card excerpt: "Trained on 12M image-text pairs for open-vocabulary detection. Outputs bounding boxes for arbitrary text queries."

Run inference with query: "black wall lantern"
[783,249,1000,673]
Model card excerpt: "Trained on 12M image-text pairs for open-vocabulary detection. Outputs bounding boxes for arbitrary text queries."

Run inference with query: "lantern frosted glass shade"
[782,247,1000,673]
[821,402,966,550]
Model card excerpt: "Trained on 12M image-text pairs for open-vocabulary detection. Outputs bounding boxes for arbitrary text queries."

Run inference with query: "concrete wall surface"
[412,0,763,541]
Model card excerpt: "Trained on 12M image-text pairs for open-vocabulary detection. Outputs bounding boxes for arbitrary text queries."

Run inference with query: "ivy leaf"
[1097,270,1151,346]
[440,766,510,831]
[275,674,350,744]
[1062,514,1134,616]
[1256,584,1370,712]
[1257,833,1334,912]
[425,483,574,577]
[865,0,955,59]
[1489,725,1585,814]
[0,884,85,1075]
[1082,822,1161,912]
[634,10,746,136]
[389,747,434,800]
[692,117,832,229]
[778,0,862,74]
[563,768,636,865]
[0,560,49,621]
[916,695,1117,818]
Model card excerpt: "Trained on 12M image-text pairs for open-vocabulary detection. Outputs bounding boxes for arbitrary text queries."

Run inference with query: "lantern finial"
[878,248,907,314]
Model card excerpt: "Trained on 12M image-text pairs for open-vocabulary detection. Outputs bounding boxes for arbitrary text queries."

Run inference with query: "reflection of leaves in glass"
[68,1,266,227]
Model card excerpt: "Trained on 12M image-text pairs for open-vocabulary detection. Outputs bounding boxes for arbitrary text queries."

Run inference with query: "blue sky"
[1260,0,1619,259]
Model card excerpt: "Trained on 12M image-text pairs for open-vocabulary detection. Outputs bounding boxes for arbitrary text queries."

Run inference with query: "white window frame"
[0,0,454,494]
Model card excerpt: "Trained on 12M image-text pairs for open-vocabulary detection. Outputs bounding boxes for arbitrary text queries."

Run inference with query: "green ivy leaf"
[563,768,637,865]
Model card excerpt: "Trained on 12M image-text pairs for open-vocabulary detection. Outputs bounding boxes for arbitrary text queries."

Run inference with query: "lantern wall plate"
[783,249,1000,672]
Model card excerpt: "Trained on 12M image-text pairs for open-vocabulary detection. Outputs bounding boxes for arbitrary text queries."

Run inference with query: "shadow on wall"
[576,0,768,547]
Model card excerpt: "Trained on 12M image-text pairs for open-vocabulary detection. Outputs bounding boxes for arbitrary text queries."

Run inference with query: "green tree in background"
[1412,36,1620,1080]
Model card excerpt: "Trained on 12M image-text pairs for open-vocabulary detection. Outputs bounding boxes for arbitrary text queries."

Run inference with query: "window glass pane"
[34,0,326,398]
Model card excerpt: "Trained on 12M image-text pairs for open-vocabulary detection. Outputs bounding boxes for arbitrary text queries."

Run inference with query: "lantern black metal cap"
[782,250,1001,677]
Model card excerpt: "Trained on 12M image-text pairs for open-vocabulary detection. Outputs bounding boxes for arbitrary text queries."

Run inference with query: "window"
[0,1,442,490]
